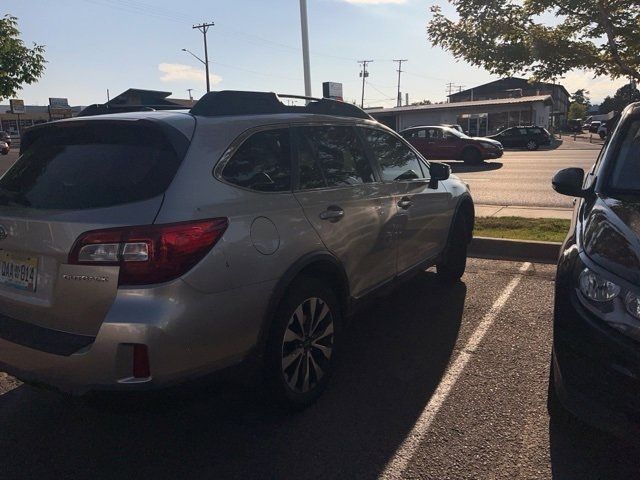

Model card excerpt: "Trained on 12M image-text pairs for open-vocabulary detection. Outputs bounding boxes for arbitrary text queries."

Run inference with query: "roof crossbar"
[189,90,372,120]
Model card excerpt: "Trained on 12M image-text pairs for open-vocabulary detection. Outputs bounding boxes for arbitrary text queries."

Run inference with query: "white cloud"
[561,70,628,103]
[341,0,406,4]
[158,63,222,85]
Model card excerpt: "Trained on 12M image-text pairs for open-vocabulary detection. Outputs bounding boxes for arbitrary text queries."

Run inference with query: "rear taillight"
[69,218,228,285]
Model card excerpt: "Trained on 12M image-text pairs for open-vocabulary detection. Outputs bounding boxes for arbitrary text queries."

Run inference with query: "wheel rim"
[527,141,537,150]
[281,297,334,394]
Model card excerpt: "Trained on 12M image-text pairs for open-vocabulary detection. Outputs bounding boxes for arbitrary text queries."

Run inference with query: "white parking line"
[380,261,532,479]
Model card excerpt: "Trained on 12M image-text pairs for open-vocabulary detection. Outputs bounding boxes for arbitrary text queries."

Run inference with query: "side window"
[362,128,425,182]
[518,128,528,135]
[296,126,375,189]
[222,129,291,192]
[528,128,542,135]
[417,129,427,139]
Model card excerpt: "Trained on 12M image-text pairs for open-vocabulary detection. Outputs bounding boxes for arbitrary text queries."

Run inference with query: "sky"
[4,0,629,107]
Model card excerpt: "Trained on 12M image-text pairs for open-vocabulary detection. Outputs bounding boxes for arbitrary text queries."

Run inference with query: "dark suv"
[400,125,503,165]
[549,102,640,437]
[488,126,551,150]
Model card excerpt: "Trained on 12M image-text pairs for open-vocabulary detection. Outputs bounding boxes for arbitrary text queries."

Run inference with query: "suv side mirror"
[552,168,588,197]
[429,162,450,188]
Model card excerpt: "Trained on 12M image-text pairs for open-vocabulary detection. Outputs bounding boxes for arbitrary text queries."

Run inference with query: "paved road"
[1,258,639,479]
[446,142,600,209]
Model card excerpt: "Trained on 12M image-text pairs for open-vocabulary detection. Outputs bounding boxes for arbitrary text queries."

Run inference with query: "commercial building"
[368,77,568,136]
[0,105,83,137]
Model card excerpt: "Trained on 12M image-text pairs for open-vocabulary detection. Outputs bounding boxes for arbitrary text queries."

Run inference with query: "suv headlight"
[576,265,640,341]
[625,292,640,320]
[579,268,621,302]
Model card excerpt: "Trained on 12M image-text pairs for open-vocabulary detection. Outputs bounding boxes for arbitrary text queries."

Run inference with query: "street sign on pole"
[322,82,343,101]
[9,99,25,114]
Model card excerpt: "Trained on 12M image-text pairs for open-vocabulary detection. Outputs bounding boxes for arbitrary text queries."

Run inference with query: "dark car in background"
[0,141,8,155]
[401,125,503,165]
[549,101,640,438]
[488,126,552,150]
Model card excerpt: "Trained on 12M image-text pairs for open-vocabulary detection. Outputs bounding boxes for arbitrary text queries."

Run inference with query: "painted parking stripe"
[380,261,532,479]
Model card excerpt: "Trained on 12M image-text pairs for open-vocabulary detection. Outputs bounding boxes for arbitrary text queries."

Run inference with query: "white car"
[0,141,9,155]
[597,123,607,139]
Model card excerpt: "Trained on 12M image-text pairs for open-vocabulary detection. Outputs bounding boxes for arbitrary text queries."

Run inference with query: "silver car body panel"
[0,110,472,393]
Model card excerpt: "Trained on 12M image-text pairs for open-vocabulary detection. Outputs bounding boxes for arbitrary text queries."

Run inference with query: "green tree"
[599,83,640,113]
[411,99,433,106]
[568,101,587,120]
[0,15,46,100]
[571,89,590,106]
[427,0,640,82]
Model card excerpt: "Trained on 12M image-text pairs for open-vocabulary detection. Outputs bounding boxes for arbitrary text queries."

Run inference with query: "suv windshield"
[0,122,184,210]
[608,118,640,194]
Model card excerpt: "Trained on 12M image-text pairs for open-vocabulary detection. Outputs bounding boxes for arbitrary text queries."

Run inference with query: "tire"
[547,354,572,424]
[264,276,341,410]
[599,131,606,140]
[462,147,482,165]
[437,215,468,283]
[526,140,539,151]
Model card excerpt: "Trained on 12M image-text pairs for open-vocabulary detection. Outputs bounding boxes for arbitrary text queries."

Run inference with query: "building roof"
[448,77,570,101]
[366,95,553,115]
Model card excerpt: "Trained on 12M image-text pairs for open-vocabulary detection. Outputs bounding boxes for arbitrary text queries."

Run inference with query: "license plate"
[0,251,38,292]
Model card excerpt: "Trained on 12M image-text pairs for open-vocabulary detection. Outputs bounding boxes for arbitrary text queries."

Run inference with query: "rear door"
[292,124,398,297]
[360,128,452,274]
[0,119,191,337]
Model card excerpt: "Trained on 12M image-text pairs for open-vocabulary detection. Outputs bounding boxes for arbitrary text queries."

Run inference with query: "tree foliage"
[599,83,640,114]
[571,89,590,105]
[427,0,640,82]
[0,15,46,100]
[568,101,587,120]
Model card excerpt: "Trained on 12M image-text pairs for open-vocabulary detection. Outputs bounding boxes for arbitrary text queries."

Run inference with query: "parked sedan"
[401,125,503,164]
[488,126,552,150]
[0,141,8,155]
[0,131,10,148]
[549,101,640,438]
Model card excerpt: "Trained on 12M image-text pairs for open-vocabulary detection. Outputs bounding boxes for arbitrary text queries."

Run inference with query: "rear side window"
[361,128,425,181]
[2,122,183,210]
[296,126,374,189]
[222,129,291,192]
[527,128,542,135]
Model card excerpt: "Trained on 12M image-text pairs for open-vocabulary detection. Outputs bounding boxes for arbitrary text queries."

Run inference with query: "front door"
[359,127,453,273]
[292,125,399,298]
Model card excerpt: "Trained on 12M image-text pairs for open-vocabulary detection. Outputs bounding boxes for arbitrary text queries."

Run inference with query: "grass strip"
[474,216,570,243]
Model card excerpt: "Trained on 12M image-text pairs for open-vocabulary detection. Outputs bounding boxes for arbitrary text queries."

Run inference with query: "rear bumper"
[0,278,276,394]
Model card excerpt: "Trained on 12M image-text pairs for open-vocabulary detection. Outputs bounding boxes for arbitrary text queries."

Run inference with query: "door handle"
[398,197,413,210]
[319,205,345,222]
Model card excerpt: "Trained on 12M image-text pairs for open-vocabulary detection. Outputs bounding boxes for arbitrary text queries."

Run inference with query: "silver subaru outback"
[0,91,473,408]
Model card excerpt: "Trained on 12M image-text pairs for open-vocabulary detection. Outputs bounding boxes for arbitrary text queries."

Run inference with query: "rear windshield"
[0,122,183,210]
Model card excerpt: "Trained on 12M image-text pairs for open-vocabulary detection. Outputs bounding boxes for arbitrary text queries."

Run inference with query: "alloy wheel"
[527,140,538,150]
[281,297,334,394]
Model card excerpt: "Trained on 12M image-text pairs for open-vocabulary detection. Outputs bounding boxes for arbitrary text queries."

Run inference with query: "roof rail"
[189,90,373,120]
[77,104,187,117]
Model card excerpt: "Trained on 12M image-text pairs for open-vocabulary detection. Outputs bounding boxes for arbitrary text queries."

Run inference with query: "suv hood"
[582,196,640,284]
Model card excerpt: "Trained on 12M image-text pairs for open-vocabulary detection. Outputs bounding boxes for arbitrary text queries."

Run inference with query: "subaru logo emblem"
[0,226,7,241]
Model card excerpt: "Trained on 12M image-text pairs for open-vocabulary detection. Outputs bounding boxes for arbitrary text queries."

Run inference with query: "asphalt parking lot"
[2,258,639,479]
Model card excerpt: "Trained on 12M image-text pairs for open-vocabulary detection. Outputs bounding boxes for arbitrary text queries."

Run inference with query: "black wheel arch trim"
[446,195,475,248]
[253,250,350,360]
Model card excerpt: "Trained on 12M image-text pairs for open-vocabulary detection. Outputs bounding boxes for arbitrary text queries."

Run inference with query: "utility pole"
[393,59,408,107]
[299,0,312,98]
[187,88,194,104]
[446,82,456,97]
[193,21,214,92]
[358,60,373,108]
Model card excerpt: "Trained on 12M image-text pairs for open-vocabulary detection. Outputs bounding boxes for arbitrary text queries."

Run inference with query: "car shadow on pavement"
[444,160,503,174]
[0,271,466,480]
[549,416,640,478]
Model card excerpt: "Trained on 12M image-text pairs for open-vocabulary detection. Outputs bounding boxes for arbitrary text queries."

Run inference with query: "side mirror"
[429,162,450,188]
[552,167,588,197]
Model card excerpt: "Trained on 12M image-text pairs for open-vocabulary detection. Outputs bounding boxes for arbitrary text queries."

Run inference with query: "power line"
[358,60,374,108]
[393,59,408,107]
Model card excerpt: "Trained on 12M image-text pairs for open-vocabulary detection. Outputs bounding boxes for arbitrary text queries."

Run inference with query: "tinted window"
[0,123,183,210]
[426,128,443,139]
[296,126,374,189]
[222,129,291,192]
[362,128,425,181]
[608,119,640,192]
[527,128,542,135]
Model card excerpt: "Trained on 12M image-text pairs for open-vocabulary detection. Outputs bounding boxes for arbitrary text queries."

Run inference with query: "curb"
[469,236,561,264]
